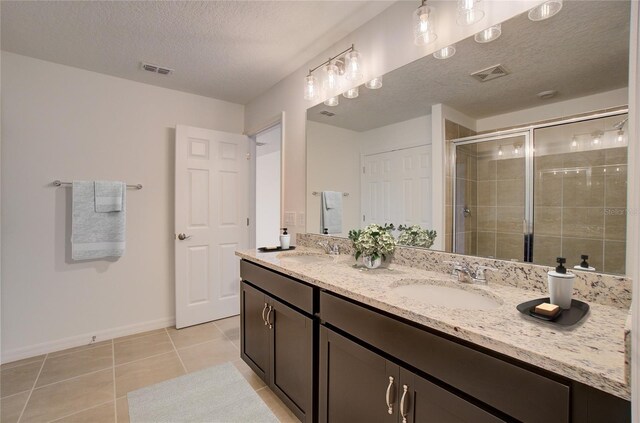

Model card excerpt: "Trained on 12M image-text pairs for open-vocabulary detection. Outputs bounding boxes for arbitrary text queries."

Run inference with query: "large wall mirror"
[305,1,630,275]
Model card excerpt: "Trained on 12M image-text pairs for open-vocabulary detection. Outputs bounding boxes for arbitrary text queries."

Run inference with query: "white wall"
[359,115,431,154]
[245,0,544,241]
[255,124,282,247]
[1,52,244,361]
[306,121,361,237]
[476,88,629,132]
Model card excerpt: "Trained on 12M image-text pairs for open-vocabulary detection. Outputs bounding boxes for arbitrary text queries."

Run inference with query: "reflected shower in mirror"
[305,1,630,274]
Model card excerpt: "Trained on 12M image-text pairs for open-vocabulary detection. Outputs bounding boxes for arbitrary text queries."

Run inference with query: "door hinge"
[363,214,366,222]
[246,153,251,160]
[247,217,250,226]
[363,166,366,174]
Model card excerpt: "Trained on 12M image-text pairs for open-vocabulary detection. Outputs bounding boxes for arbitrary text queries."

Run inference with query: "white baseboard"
[1,316,176,364]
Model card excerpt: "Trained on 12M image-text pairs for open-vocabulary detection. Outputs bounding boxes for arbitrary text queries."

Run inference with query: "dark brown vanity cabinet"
[240,262,314,423]
[319,326,504,423]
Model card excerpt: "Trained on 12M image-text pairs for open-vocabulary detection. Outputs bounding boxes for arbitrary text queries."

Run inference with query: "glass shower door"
[453,132,530,261]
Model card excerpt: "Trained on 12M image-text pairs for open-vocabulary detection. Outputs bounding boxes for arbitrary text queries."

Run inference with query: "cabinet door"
[319,326,399,423]
[269,297,314,423]
[240,281,270,381]
[399,369,505,423]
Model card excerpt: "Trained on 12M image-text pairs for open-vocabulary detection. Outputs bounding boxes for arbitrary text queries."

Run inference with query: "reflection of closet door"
[361,145,432,228]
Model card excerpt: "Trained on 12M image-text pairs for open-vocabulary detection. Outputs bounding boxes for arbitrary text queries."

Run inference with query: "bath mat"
[127,362,278,423]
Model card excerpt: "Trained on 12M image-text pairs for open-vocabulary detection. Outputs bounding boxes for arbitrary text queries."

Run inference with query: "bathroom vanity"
[237,243,631,423]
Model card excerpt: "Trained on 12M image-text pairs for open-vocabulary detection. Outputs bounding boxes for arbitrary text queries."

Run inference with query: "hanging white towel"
[321,191,343,234]
[72,181,126,260]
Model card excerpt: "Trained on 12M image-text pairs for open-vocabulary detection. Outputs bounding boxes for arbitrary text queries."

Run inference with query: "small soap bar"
[534,302,560,317]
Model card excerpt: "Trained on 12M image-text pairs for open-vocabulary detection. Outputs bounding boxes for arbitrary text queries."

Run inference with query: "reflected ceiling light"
[343,87,359,99]
[498,146,503,156]
[591,131,603,145]
[475,24,501,43]
[414,0,437,46]
[365,76,383,89]
[513,142,521,155]
[324,96,339,107]
[434,45,456,59]
[571,136,577,147]
[617,130,625,143]
[456,0,484,26]
[304,44,362,101]
[304,75,319,101]
[528,0,563,22]
[344,49,363,81]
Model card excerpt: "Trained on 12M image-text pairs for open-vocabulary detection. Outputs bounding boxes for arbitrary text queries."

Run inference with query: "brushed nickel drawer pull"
[266,305,273,329]
[385,376,395,414]
[261,303,268,325]
[400,384,409,423]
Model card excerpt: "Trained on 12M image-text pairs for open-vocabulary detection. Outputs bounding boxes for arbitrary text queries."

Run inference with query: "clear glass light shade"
[497,146,503,156]
[617,130,625,143]
[324,96,339,107]
[365,76,383,89]
[414,5,437,46]
[456,0,484,26]
[323,63,341,92]
[474,24,501,43]
[433,45,456,59]
[528,0,563,21]
[304,75,318,101]
[344,50,363,81]
[343,87,359,99]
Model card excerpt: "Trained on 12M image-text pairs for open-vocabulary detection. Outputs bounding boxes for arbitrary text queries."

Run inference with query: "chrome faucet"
[445,261,496,285]
[317,241,340,255]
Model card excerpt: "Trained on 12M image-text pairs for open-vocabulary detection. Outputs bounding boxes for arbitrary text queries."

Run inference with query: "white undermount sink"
[277,252,335,264]
[390,280,502,310]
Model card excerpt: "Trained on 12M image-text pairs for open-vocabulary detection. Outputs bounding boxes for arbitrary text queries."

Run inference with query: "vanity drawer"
[240,260,314,314]
[320,291,570,423]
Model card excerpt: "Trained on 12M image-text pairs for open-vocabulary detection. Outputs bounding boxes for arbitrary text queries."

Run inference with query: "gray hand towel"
[95,181,124,212]
[72,181,126,260]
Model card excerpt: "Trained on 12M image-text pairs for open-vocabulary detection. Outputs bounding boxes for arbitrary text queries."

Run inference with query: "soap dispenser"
[547,257,575,309]
[574,254,596,272]
[280,228,290,250]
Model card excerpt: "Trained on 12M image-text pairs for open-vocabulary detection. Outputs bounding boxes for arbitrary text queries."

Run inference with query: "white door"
[361,145,432,228]
[175,125,249,329]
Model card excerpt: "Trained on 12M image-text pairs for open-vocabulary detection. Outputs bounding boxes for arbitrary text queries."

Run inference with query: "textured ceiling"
[308,1,630,132]
[1,1,393,105]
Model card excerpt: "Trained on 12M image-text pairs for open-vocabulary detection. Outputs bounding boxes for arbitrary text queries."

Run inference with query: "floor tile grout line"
[16,352,48,423]
[114,348,179,368]
[112,339,117,423]
[112,329,170,345]
[29,366,114,391]
[45,399,115,423]
[213,317,241,352]
[165,328,188,374]
[0,358,46,373]
[45,342,109,360]
[0,389,32,401]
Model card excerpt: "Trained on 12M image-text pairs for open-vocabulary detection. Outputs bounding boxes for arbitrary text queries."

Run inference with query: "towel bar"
[53,180,143,190]
[312,191,348,197]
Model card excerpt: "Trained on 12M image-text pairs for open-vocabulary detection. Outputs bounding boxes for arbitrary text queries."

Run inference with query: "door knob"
[177,233,191,240]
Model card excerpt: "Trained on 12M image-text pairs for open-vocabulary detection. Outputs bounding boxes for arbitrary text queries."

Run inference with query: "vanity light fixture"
[324,96,339,107]
[434,45,456,59]
[343,87,359,99]
[365,76,383,89]
[303,44,362,101]
[528,0,563,22]
[617,130,625,143]
[304,75,319,101]
[498,146,503,156]
[513,142,522,155]
[475,24,501,43]
[414,0,437,46]
[456,0,484,26]
[591,131,603,145]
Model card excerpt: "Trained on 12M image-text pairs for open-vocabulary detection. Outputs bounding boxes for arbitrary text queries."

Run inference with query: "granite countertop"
[236,247,630,400]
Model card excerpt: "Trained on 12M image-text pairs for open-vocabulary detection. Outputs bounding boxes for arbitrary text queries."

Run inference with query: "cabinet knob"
[385,376,395,414]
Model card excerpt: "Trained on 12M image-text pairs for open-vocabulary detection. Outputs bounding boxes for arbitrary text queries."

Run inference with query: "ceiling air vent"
[320,110,336,117]
[141,62,174,76]
[470,64,509,82]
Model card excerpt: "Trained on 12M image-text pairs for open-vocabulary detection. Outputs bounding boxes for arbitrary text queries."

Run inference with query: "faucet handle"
[473,265,497,283]
[442,260,461,275]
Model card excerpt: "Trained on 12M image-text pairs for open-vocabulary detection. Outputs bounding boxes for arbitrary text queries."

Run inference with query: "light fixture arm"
[308,44,355,76]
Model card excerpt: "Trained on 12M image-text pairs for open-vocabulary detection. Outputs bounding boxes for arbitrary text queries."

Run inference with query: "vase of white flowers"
[397,225,437,248]
[348,224,396,269]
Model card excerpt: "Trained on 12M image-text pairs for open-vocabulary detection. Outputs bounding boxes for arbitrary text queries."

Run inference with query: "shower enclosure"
[452,111,628,274]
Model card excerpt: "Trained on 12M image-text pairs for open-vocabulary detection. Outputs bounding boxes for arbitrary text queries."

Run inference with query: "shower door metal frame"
[450,107,629,262]
[452,130,533,261]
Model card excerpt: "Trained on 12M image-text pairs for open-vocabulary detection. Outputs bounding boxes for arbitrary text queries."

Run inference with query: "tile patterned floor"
[0,316,300,423]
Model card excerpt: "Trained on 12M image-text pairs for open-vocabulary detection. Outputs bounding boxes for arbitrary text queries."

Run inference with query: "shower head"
[613,117,628,130]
